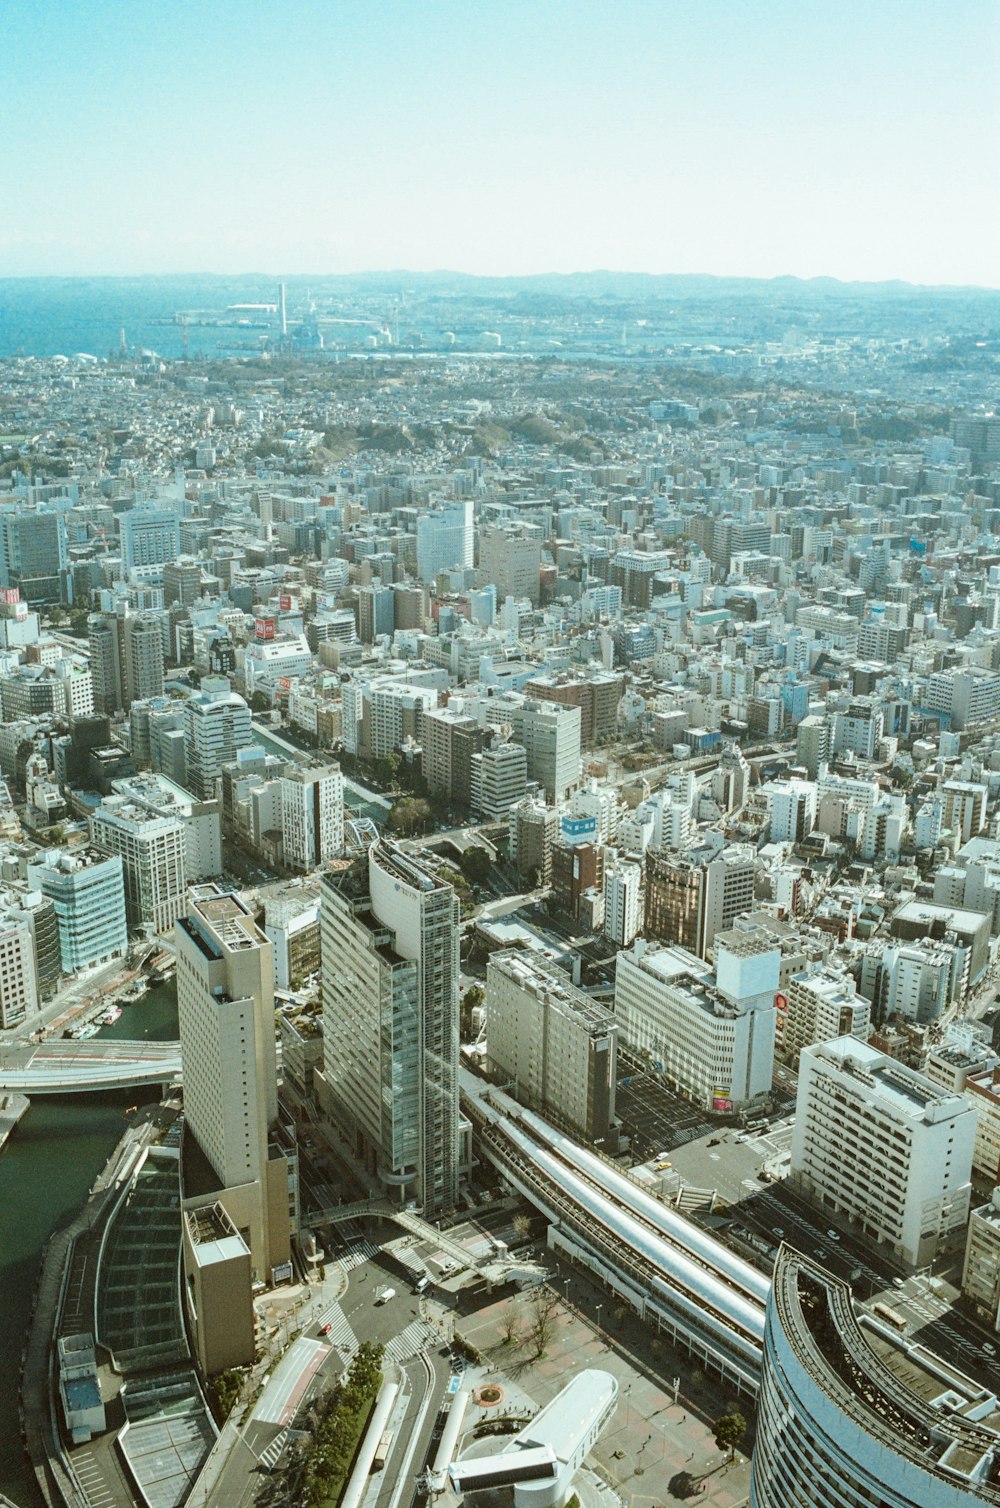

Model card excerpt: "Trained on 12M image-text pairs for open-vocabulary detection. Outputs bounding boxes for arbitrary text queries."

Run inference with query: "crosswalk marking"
[339,1240,380,1273]
[316,1300,358,1358]
[258,1426,289,1471]
[383,1319,437,1365]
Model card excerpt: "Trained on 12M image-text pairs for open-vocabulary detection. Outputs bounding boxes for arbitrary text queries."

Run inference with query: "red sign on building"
[255,617,276,640]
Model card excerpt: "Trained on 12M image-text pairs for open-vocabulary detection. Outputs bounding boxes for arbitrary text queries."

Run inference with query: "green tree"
[460,846,492,886]
[712,1410,747,1463]
[388,796,433,836]
[251,690,271,713]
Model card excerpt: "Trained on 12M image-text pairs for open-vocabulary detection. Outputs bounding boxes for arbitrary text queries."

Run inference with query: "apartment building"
[485,950,618,1145]
[790,1037,976,1268]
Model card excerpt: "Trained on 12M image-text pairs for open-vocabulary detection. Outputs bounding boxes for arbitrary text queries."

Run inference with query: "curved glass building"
[751,1248,1000,1507]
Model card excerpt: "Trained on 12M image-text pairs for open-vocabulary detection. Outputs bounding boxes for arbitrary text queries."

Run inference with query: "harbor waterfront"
[0,983,178,1508]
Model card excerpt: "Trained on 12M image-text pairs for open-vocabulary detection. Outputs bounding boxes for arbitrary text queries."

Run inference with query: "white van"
[375,1287,396,1306]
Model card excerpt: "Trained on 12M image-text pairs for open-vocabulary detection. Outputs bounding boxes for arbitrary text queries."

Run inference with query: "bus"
[872,1302,908,1332]
[372,1427,394,1471]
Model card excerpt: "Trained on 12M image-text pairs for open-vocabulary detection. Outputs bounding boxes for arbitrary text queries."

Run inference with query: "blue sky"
[2,0,997,284]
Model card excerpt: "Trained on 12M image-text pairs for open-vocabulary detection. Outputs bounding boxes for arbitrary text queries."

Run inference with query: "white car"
[826,1229,841,1242]
[375,1287,396,1306]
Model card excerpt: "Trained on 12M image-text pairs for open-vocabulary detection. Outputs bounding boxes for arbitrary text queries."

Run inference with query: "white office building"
[485,950,618,1144]
[89,795,187,935]
[603,859,643,948]
[791,1037,976,1268]
[0,911,39,1029]
[765,777,817,845]
[280,764,344,871]
[183,676,254,800]
[415,501,474,583]
[614,929,778,1112]
[470,740,528,820]
[175,886,290,1282]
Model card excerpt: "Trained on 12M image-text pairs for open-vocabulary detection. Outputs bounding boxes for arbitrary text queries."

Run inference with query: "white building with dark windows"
[791,1037,976,1268]
[89,795,187,935]
[279,764,344,871]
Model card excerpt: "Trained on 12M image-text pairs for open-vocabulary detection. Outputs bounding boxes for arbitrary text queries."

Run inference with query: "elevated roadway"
[0,1039,181,1094]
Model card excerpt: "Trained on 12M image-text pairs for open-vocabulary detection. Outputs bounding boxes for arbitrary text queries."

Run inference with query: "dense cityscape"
[0,272,995,1508]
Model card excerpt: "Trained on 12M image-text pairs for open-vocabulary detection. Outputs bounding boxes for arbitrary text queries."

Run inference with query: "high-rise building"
[777,969,869,1066]
[615,929,778,1111]
[175,886,291,1282]
[791,1037,976,1268]
[279,764,344,872]
[123,611,165,703]
[319,841,460,1216]
[88,608,164,712]
[794,715,830,779]
[644,845,756,959]
[119,505,181,572]
[469,693,580,804]
[163,559,203,607]
[603,859,643,948]
[485,950,618,1145]
[765,778,817,844]
[183,677,253,800]
[469,740,528,820]
[478,524,543,605]
[27,850,128,974]
[356,583,395,644]
[89,795,187,935]
[0,508,67,603]
[415,501,474,584]
[751,1248,997,1508]
[0,910,39,1029]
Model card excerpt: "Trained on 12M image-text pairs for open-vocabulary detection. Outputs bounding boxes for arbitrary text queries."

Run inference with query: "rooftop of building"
[809,1037,972,1123]
[774,1249,1000,1499]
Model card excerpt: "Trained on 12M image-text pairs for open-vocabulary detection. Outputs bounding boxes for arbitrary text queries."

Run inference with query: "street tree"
[712,1410,747,1462]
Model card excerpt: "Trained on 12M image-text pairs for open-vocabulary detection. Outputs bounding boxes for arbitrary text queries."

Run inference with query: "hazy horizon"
[2,1,997,287]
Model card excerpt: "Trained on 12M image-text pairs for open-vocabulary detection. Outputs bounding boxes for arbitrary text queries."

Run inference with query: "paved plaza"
[453,1260,752,1507]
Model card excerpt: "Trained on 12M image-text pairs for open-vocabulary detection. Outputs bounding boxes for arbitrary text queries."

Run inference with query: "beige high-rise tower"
[176,885,291,1284]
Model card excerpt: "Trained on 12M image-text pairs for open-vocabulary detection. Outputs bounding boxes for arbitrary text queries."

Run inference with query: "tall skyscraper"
[183,676,253,800]
[175,886,290,1282]
[320,841,460,1216]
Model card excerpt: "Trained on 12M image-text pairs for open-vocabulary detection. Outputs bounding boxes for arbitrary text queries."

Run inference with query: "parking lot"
[615,1064,717,1160]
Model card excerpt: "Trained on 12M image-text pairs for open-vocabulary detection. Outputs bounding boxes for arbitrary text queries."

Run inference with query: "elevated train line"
[462,1073,766,1394]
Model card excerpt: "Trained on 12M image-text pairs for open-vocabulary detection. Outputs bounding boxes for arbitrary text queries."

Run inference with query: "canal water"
[0,981,178,1506]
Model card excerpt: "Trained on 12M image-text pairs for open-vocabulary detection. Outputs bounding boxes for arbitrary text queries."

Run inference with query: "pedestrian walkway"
[340,1239,380,1272]
[315,1300,358,1360]
[384,1318,437,1365]
[257,1426,289,1471]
